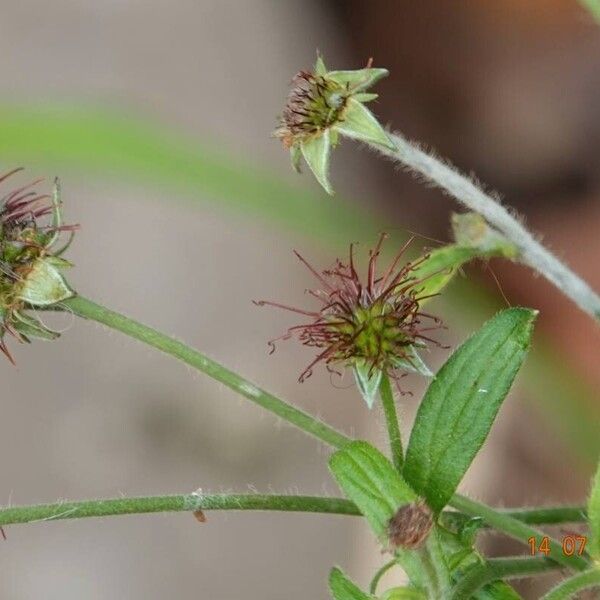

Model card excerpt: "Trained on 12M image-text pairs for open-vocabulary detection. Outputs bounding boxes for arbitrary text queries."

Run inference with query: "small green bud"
[451,212,518,259]
[275,55,396,195]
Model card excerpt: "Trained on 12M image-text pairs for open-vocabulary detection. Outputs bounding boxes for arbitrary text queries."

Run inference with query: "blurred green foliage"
[0,104,597,466]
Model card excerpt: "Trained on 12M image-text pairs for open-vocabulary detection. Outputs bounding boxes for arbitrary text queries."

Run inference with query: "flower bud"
[387,500,434,550]
[275,55,396,194]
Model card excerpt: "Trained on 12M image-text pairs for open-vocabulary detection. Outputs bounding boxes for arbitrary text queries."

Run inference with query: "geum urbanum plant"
[2,53,600,600]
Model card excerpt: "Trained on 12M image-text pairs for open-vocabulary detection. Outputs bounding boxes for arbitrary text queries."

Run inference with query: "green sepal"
[353,360,383,409]
[329,441,417,541]
[380,588,426,600]
[12,310,60,341]
[587,459,600,560]
[352,92,379,103]
[392,346,433,377]
[301,130,333,195]
[328,68,389,92]
[290,145,302,173]
[335,98,396,150]
[329,567,372,600]
[17,258,75,306]
[314,54,328,76]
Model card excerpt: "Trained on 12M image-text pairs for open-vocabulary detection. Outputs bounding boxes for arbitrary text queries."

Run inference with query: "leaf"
[477,582,522,600]
[380,587,426,600]
[329,441,417,540]
[403,308,537,512]
[301,131,333,195]
[353,361,383,408]
[335,99,396,150]
[328,68,389,92]
[329,567,372,600]
[17,259,75,306]
[587,459,600,560]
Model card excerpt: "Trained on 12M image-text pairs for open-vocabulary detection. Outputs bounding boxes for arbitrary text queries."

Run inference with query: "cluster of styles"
[0,169,76,363]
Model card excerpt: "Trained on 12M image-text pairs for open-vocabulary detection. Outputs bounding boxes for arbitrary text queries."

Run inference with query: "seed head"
[256,234,444,407]
[274,54,396,194]
[0,168,77,363]
[387,500,434,550]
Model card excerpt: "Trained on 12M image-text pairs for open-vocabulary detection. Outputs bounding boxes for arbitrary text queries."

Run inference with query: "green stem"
[374,133,600,322]
[379,372,403,470]
[451,556,560,600]
[450,495,590,571]
[63,295,350,450]
[542,568,600,600]
[369,559,398,594]
[442,505,587,529]
[0,494,360,526]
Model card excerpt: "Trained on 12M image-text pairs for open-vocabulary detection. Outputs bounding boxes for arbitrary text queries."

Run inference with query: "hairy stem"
[373,133,600,322]
[450,495,590,571]
[379,372,404,470]
[451,556,561,600]
[442,505,587,529]
[0,494,360,526]
[62,295,350,449]
[542,568,600,599]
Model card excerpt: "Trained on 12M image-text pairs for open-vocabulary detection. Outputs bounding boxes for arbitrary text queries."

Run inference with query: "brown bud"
[387,500,433,550]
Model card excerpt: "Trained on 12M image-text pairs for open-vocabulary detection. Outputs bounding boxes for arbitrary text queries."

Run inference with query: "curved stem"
[451,556,560,600]
[450,495,590,571]
[542,568,600,599]
[379,372,403,471]
[373,133,600,322]
[370,559,398,594]
[0,494,360,526]
[62,295,350,450]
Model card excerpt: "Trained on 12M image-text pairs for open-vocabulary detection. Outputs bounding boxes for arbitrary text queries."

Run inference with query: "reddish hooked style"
[255,233,444,387]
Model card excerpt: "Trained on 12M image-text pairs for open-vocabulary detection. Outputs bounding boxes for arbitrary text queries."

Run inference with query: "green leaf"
[403,308,537,512]
[587,459,600,560]
[328,68,389,92]
[301,131,333,195]
[380,587,426,600]
[329,441,417,540]
[329,567,372,600]
[17,259,75,306]
[579,0,600,23]
[353,361,383,409]
[335,98,396,150]
[477,582,522,600]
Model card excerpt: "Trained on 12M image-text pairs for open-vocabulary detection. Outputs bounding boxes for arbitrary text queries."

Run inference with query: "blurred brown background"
[1,1,600,598]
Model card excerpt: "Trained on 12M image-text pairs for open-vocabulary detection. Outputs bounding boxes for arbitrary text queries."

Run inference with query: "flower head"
[256,234,444,407]
[274,55,396,194]
[0,168,77,363]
